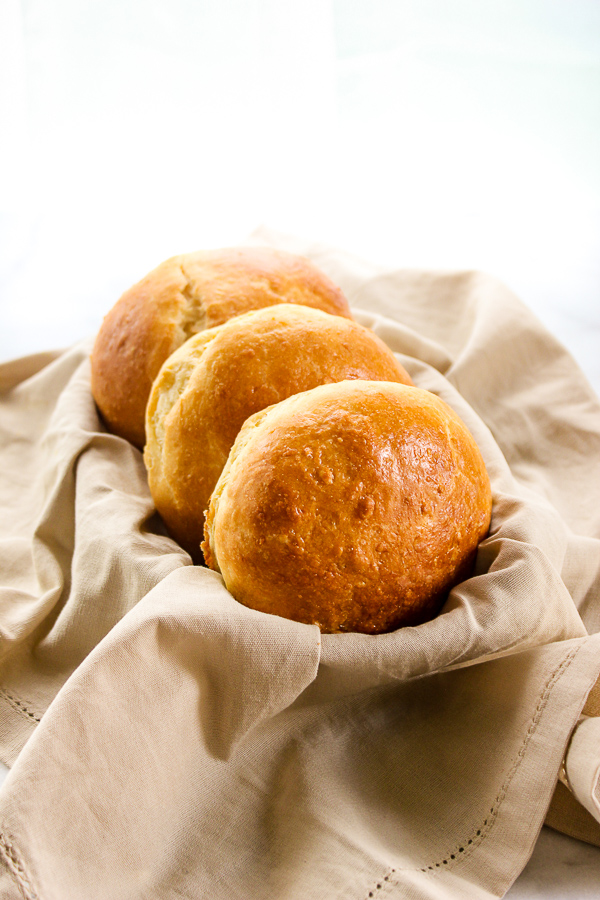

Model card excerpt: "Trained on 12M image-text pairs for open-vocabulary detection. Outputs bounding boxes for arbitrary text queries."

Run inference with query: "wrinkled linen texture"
[0,230,600,899]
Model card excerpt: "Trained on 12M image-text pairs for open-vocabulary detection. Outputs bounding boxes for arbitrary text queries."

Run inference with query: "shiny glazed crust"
[202,380,492,634]
[144,304,413,559]
[90,246,352,447]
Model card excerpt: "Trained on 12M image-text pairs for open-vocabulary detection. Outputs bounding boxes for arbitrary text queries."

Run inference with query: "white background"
[1,2,599,896]
[1,0,599,390]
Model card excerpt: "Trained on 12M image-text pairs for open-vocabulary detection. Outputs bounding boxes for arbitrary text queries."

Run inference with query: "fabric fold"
[0,345,190,763]
[0,617,598,900]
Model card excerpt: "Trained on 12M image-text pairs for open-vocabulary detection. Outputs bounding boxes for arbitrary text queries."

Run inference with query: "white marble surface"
[507,828,600,899]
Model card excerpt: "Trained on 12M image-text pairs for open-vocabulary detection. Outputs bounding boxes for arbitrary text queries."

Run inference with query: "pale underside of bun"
[144,304,414,560]
[202,380,493,635]
[90,246,353,448]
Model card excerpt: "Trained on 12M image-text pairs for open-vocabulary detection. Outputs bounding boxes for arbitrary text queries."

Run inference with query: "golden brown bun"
[202,381,492,634]
[90,247,352,448]
[144,304,413,560]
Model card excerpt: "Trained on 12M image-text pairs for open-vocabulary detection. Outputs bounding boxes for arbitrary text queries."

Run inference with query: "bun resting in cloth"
[90,246,352,448]
[144,304,413,560]
[202,380,493,634]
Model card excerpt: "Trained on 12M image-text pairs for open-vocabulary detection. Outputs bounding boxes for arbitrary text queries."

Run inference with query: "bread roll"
[144,304,413,560]
[202,380,492,634]
[91,247,352,447]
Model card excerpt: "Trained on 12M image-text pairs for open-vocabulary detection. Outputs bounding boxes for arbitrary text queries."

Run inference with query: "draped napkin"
[1,230,599,899]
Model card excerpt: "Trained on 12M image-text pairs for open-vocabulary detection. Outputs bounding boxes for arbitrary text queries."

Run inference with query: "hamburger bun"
[202,380,492,634]
[144,304,413,560]
[91,246,352,447]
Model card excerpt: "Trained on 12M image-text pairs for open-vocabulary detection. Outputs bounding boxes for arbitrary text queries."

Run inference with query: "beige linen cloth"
[1,230,600,899]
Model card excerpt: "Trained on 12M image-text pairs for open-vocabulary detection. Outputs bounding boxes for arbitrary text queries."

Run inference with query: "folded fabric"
[1,231,599,898]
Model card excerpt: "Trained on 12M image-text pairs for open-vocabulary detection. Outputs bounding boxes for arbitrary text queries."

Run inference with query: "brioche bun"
[91,247,352,447]
[202,380,492,634]
[144,304,413,559]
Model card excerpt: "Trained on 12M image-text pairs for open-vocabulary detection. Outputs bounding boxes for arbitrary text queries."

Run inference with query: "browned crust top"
[91,247,352,447]
[144,304,413,559]
[203,381,492,634]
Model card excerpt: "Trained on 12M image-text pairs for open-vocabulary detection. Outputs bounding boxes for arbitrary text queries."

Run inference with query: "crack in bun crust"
[202,380,493,634]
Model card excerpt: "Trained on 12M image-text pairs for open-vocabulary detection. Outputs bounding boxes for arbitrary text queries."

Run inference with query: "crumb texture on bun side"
[90,246,352,448]
[144,304,413,560]
[202,381,493,634]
